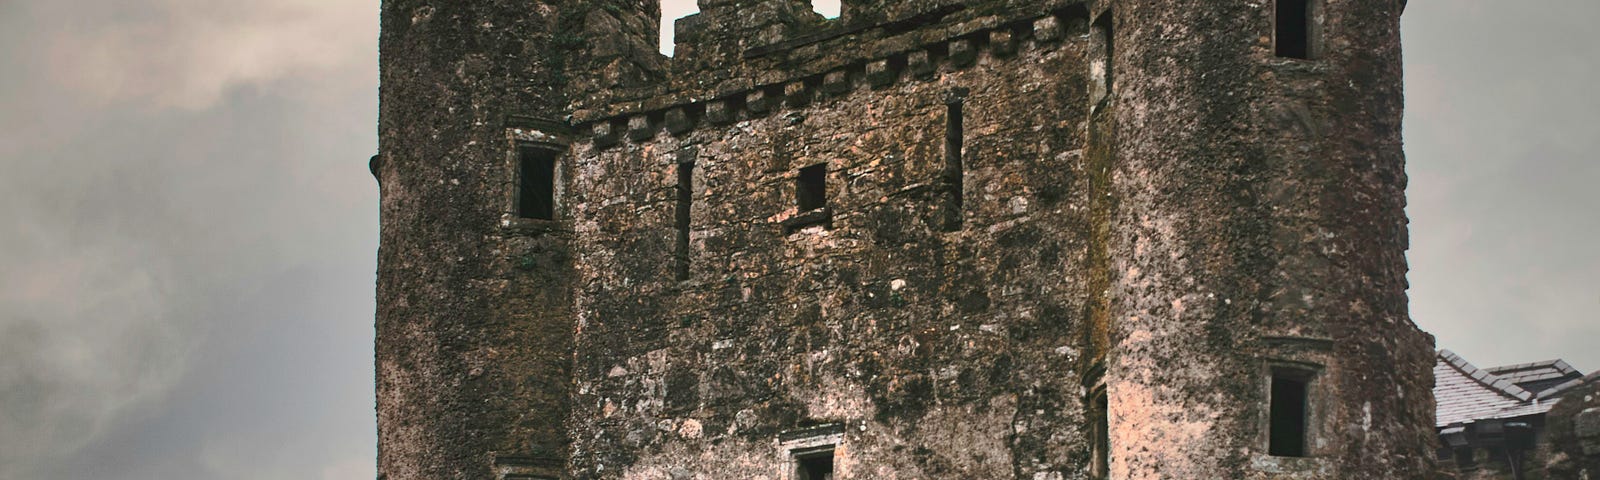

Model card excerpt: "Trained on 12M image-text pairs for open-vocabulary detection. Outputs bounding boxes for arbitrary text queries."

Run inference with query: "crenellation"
[578,7,1097,152]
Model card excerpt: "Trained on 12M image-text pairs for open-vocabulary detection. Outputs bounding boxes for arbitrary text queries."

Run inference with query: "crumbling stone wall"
[375,0,1438,479]
[1545,382,1600,478]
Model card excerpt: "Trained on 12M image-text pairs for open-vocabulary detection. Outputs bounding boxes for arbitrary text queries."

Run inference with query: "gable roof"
[1435,350,1556,427]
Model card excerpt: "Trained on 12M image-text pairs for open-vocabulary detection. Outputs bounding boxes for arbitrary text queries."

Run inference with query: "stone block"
[665,108,694,135]
[748,89,773,115]
[990,30,1015,57]
[949,39,977,68]
[593,120,621,148]
[1033,16,1063,42]
[706,99,736,125]
[627,115,654,141]
[866,59,897,89]
[784,81,811,108]
[822,69,852,95]
[908,50,935,78]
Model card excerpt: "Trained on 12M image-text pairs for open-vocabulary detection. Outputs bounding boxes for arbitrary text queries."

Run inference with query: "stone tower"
[374,0,1437,478]
[374,0,661,478]
[1105,0,1437,478]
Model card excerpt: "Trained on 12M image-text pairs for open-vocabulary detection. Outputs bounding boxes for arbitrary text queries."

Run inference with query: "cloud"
[0,0,378,477]
[0,197,193,477]
[35,0,374,110]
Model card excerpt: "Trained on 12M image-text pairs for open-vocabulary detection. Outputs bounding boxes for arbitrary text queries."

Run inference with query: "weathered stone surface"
[1544,383,1600,477]
[377,1,1437,479]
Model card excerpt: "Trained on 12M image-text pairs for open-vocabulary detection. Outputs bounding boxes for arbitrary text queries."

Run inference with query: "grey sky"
[0,0,1592,478]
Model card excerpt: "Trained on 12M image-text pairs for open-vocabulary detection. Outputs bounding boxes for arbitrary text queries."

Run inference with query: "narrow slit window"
[674,160,694,281]
[941,93,965,232]
[797,164,827,212]
[517,147,557,220]
[1275,0,1313,59]
[1269,371,1310,457]
[1091,390,1110,479]
[794,446,835,480]
[1095,12,1114,96]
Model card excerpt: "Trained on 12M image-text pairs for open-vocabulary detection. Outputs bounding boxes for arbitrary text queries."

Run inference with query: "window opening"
[517,147,557,220]
[794,445,835,480]
[797,164,827,212]
[941,90,966,232]
[674,159,694,281]
[1091,389,1110,479]
[1275,0,1313,59]
[1269,370,1310,457]
[1094,12,1114,98]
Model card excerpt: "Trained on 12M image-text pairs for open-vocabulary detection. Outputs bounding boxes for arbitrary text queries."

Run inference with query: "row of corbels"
[588,12,1073,149]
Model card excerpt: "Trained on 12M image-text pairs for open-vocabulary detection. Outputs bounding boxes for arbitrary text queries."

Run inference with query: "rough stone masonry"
[372,0,1437,478]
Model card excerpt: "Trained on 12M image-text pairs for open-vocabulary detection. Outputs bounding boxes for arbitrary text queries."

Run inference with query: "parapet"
[572,0,1096,146]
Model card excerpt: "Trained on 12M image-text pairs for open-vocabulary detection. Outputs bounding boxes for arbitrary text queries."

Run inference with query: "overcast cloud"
[0,0,1592,478]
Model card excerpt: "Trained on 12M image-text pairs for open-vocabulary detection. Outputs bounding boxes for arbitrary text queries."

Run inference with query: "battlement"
[571,0,1097,143]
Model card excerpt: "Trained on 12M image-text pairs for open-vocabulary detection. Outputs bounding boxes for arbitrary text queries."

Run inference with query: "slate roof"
[1435,350,1557,427]
[1538,370,1600,400]
[1487,359,1584,395]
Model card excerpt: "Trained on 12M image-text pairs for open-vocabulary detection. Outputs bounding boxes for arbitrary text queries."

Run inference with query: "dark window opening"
[674,160,694,281]
[517,147,557,220]
[941,93,965,231]
[1275,0,1313,59]
[797,164,827,212]
[1269,372,1310,457]
[1095,12,1114,92]
[794,446,835,480]
[1091,390,1110,479]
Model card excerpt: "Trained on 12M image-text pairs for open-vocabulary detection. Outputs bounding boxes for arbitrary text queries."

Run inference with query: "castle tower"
[1104,0,1437,477]
[376,0,1437,478]
[373,1,660,479]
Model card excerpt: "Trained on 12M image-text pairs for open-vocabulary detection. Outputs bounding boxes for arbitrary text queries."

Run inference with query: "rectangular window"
[797,164,827,212]
[941,94,965,232]
[1269,371,1310,457]
[794,446,835,480]
[674,160,694,281]
[517,147,557,220]
[1275,0,1314,59]
[1091,390,1110,479]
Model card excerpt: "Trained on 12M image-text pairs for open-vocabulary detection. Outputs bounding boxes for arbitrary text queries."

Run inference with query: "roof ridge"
[1485,359,1568,373]
[1437,349,1534,402]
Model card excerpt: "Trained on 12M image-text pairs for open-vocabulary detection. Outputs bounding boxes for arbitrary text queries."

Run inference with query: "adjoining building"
[1435,349,1595,479]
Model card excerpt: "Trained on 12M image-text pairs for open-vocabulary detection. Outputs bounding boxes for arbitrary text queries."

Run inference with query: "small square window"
[796,164,827,212]
[793,445,835,480]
